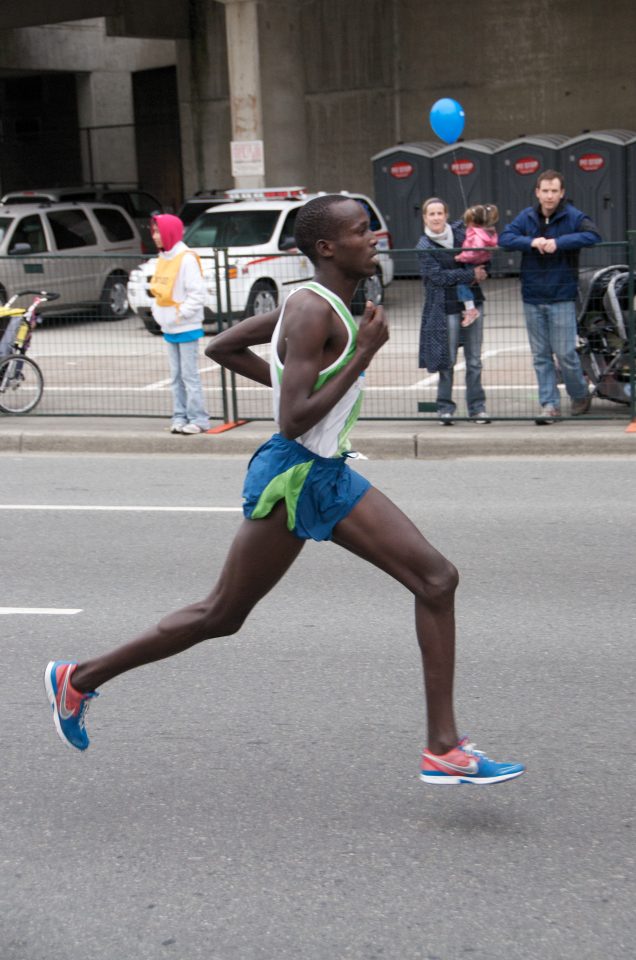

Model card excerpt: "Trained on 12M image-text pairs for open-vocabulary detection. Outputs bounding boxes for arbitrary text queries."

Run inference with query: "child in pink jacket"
[455,204,499,326]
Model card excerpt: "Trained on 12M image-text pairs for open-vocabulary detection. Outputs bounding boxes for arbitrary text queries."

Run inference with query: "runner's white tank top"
[270,281,365,458]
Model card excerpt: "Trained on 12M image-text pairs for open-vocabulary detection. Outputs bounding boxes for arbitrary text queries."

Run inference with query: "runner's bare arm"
[279,297,388,439]
[205,307,281,386]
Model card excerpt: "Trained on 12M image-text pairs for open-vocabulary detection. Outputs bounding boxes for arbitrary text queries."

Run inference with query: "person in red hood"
[149,214,210,434]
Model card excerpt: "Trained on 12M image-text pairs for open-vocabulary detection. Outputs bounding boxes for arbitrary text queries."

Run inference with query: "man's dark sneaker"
[570,394,592,416]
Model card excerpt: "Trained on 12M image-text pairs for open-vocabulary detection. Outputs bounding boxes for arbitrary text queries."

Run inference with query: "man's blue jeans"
[165,338,210,429]
[437,310,486,416]
[523,301,588,409]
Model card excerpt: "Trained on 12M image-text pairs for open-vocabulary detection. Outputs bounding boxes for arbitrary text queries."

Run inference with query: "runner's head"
[294,196,378,280]
[295,195,356,264]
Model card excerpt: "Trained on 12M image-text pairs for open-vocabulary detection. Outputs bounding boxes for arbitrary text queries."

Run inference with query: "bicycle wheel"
[0,354,44,414]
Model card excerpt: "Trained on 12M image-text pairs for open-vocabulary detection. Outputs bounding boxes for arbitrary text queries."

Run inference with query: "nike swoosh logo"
[423,753,479,775]
[58,667,75,720]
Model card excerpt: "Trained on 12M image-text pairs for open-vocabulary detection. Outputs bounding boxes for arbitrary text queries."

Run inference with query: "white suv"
[127,188,394,335]
[0,201,142,319]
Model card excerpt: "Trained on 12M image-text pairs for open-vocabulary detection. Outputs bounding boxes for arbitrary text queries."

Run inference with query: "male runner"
[45,195,524,786]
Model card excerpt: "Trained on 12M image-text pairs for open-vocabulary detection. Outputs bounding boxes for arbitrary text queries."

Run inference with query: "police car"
[127,187,394,335]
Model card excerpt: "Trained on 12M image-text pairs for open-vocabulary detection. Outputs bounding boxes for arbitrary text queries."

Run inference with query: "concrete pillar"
[219,0,309,188]
[76,71,138,186]
[222,0,264,188]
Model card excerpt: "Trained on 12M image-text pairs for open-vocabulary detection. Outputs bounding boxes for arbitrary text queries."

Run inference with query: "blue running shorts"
[242,433,371,541]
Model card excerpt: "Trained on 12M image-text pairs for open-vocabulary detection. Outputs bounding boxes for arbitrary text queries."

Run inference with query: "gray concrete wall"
[295,0,636,195]
[398,0,636,141]
[1,2,635,200]
[299,0,397,193]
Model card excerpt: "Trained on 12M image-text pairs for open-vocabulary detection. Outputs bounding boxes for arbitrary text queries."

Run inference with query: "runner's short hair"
[294,195,353,263]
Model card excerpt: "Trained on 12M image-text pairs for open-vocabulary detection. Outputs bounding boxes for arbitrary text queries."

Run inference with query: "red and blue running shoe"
[44,661,97,751]
[420,736,525,785]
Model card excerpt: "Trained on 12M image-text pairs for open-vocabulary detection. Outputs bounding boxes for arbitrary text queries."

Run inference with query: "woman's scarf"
[424,222,454,248]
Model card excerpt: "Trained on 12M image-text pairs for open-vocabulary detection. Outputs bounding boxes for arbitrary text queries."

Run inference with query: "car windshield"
[184,210,279,247]
[0,216,14,243]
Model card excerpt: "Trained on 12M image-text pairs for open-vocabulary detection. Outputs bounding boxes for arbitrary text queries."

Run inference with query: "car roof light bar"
[224,187,308,201]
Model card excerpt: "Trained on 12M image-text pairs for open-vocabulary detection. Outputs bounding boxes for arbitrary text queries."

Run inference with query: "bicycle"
[0,290,59,415]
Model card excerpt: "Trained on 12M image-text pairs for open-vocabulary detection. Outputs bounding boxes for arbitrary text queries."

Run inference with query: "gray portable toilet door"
[626,137,636,231]
[562,138,627,243]
[379,158,427,251]
[431,141,502,221]
[372,149,434,276]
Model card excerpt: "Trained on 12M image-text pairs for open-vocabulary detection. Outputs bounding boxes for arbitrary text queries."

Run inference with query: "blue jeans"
[437,309,486,416]
[165,338,210,428]
[456,282,474,305]
[523,301,588,409]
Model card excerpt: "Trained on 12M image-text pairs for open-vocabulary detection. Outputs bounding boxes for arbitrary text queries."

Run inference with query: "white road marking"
[410,346,530,390]
[144,363,220,391]
[0,504,241,512]
[0,608,82,615]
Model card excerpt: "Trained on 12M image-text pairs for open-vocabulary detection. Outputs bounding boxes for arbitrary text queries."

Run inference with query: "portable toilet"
[561,129,634,265]
[372,141,440,275]
[626,135,636,232]
[494,135,569,273]
[432,139,504,219]
[431,139,504,278]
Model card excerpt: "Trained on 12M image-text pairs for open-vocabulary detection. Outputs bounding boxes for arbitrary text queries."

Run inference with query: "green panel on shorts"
[250,460,314,531]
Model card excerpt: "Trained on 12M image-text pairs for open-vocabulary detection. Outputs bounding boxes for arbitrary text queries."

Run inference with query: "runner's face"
[328,200,378,278]
[423,202,448,234]
[535,178,565,216]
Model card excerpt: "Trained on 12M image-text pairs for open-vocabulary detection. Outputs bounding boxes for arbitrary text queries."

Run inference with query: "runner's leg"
[72,503,304,692]
[332,487,458,755]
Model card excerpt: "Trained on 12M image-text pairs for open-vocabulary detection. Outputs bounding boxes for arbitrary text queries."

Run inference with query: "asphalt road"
[2,454,634,960]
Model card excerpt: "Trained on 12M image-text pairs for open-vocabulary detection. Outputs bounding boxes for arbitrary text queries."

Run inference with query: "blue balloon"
[429,98,465,144]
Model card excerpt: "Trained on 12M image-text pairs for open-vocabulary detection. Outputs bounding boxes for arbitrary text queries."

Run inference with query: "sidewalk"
[0,415,634,458]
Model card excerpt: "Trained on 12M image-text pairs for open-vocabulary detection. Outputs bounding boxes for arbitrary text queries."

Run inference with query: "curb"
[0,420,634,458]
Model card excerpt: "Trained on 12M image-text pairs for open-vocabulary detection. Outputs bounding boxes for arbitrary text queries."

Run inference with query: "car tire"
[245,280,277,317]
[351,270,384,315]
[142,316,163,336]
[100,273,129,320]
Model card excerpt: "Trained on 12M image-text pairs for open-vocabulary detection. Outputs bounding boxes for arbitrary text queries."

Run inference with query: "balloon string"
[451,148,468,215]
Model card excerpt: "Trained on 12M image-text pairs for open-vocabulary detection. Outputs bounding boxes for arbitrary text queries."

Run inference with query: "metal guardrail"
[0,243,633,423]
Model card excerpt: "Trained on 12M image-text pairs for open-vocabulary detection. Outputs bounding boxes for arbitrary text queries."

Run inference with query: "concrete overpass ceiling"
[0,1,120,30]
[105,3,189,39]
[0,0,189,38]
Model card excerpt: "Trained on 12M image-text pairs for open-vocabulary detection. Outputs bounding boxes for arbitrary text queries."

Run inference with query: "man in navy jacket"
[499,170,601,423]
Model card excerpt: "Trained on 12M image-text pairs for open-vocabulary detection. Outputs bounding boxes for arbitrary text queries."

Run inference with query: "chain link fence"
[1,242,634,423]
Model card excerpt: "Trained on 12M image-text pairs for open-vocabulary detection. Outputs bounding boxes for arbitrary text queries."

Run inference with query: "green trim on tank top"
[272,282,358,392]
[301,282,358,392]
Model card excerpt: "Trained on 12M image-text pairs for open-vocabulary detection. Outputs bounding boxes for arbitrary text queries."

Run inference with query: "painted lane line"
[410,346,531,390]
[0,505,242,513]
[0,608,82,615]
